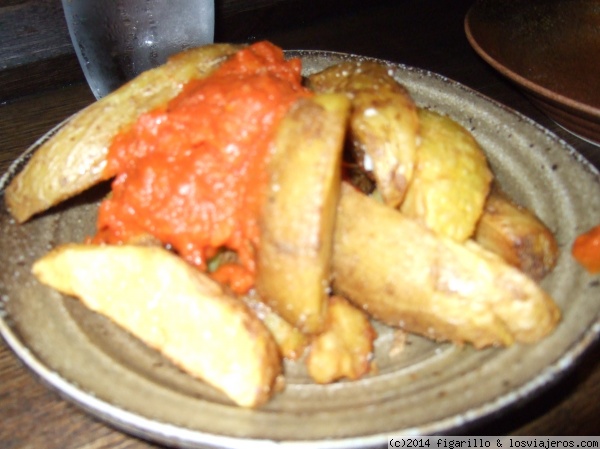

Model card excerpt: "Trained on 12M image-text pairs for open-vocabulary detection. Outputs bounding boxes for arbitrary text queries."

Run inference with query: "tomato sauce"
[572,224,600,274]
[94,41,311,293]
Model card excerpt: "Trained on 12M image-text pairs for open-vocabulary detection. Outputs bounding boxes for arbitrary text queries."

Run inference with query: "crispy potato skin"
[474,188,558,281]
[306,295,376,384]
[400,109,493,242]
[256,94,350,334]
[32,244,281,408]
[308,61,419,207]
[332,184,560,348]
[5,44,242,223]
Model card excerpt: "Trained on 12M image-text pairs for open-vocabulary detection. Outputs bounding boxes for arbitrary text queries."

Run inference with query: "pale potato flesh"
[308,61,419,207]
[256,94,350,334]
[5,44,242,223]
[332,183,561,348]
[32,244,281,408]
[400,109,493,242]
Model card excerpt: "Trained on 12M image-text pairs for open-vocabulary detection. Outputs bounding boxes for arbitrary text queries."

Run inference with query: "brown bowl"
[465,0,600,146]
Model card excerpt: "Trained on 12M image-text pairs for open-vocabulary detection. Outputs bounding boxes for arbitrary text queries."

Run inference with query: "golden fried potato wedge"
[474,187,558,281]
[256,94,350,334]
[306,295,376,384]
[243,293,309,360]
[6,44,242,223]
[400,109,493,242]
[32,243,281,408]
[308,61,419,207]
[332,183,560,348]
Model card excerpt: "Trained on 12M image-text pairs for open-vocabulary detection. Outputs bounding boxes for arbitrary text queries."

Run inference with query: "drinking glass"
[62,0,215,99]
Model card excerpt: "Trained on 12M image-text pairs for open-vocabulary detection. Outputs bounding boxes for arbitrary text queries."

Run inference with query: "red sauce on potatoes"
[94,41,310,293]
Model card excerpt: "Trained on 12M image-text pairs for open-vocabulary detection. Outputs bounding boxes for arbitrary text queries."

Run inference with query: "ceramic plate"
[465,0,600,146]
[1,51,600,448]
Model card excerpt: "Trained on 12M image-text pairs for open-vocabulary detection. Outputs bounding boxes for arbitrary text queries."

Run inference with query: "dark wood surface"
[1,1,599,447]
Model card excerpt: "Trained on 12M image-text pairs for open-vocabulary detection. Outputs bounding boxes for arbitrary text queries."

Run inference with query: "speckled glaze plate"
[465,0,600,146]
[1,51,600,448]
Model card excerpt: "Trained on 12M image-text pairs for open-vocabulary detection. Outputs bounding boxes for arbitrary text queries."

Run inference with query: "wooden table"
[1,1,599,447]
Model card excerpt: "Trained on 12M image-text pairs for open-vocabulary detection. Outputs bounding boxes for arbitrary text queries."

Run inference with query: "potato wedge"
[256,94,350,334]
[332,183,560,348]
[474,187,558,281]
[308,61,419,207]
[32,243,281,408]
[243,293,309,360]
[5,44,242,223]
[306,295,376,384]
[400,109,493,242]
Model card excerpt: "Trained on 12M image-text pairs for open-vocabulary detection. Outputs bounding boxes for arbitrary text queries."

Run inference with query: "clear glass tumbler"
[62,0,215,99]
